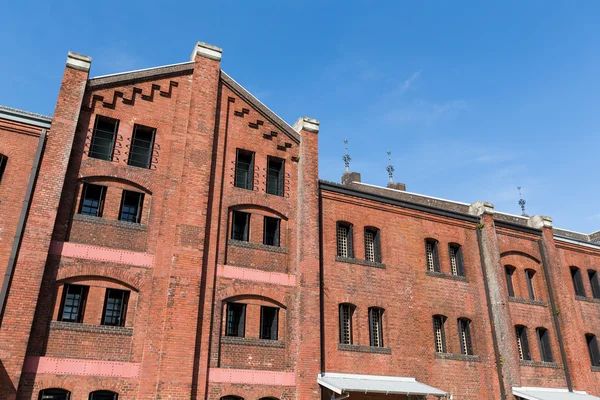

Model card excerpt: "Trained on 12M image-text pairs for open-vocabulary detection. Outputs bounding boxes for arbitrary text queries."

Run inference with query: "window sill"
[73,214,147,231]
[50,321,133,336]
[220,336,285,348]
[227,239,287,254]
[508,297,547,307]
[426,271,468,282]
[575,295,600,304]
[434,352,480,362]
[337,344,391,354]
[335,257,386,269]
[519,360,562,369]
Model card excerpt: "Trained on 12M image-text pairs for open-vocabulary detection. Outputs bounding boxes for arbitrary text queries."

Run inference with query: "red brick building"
[0,41,599,400]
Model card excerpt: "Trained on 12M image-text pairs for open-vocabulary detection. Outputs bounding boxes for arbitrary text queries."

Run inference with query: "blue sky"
[1,1,599,232]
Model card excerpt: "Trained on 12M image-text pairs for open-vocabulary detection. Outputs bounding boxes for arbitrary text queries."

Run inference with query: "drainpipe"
[0,129,46,326]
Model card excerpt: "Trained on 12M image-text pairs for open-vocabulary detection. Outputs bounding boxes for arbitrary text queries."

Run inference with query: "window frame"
[225,302,246,338]
[118,190,144,224]
[336,222,354,258]
[433,315,447,353]
[263,216,281,247]
[458,318,473,355]
[425,238,440,273]
[266,156,285,196]
[364,227,381,263]
[259,305,279,340]
[78,183,107,218]
[515,325,531,361]
[39,388,71,400]
[571,266,586,297]
[234,149,255,190]
[89,391,119,400]
[231,211,250,242]
[88,115,119,161]
[536,327,553,362]
[127,124,156,169]
[339,303,354,345]
[505,266,516,297]
[368,307,384,348]
[58,284,88,323]
[525,269,536,300]
[448,243,465,276]
[101,288,130,327]
[589,270,600,299]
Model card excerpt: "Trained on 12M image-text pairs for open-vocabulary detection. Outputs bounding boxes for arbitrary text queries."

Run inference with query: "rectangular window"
[369,308,384,347]
[505,266,515,297]
[515,326,531,361]
[433,315,446,353]
[102,289,130,327]
[525,270,536,300]
[119,190,144,223]
[89,115,119,161]
[0,154,7,184]
[225,302,246,337]
[266,156,285,196]
[128,124,155,169]
[58,284,88,323]
[425,239,440,272]
[339,304,353,345]
[458,319,473,355]
[260,306,279,340]
[587,334,600,367]
[231,211,250,241]
[78,183,107,217]
[336,223,353,258]
[449,244,465,276]
[263,216,281,246]
[537,327,553,362]
[364,228,381,263]
[589,270,600,299]
[571,267,586,297]
[234,149,254,190]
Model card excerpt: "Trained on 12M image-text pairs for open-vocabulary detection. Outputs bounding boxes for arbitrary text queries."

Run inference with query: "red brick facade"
[0,42,599,400]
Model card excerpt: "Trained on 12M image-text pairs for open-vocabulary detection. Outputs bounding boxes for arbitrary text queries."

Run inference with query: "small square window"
[78,183,107,217]
[266,156,285,196]
[119,190,144,223]
[58,284,88,323]
[231,211,250,241]
[234,149,254,190]
[263,216,281,246]
[102,289,130,327]
[89,115,119,161]
[260,306,279,340]
[225,302,246,337]
[128,124,156,169]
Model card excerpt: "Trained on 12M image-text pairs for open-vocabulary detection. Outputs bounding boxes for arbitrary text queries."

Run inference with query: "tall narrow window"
[266,156,285,196]
[515,325,531,361]
[505,266,515,297]
[101,289,129,327]
[425,239,440,272]
[589,270,600,299]
[263,216,281,247]
[458,318,473,355]
[119,190,144,223]
[339,303,354,345]
[78,183,107,217]
[525,269,536,300]
[336,222,353,258]
[368,307,384,347]
[89,115,119,161]
[449,244,465,276]
[234,149,254,190]
[231,211,250,241]
[89,391,118,400]
[571,266,586,297]
[39,389,71,400]
[0,154,7,184]
[225,302,246,337]
[128,124,155,169]
[260,306,279,340]
[536,327,553,362]
[58,284,88,323]
[587,334,600,367]
[364,227,381,263]
[433,315,447,353]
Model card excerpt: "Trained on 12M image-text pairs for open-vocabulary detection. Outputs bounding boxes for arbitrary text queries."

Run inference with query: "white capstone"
[468,201,495,216]
[190,41,222,61]
[292,117,320,133]
[66,52,91,72]
[528,215,553,229]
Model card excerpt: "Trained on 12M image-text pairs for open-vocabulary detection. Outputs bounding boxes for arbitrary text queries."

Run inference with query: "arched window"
[39,388,70,400]
[586,334,600,367]
[432,315,447,353]
[364,227,381,263]
[425,238,440,272]
[221,396,244,400]
[505,266,516,297]
[571,266,586,297]
[588,270,600,299]
[89,391,118,400]
[368,307,384,347]
[0,154,7,184]
[339,303,355,345]
[336,222,354,258]
[458,318,473,355]
[525,269,536,300]
[515,325,531,361]
[536,327,553,362]
[448,243,465,276]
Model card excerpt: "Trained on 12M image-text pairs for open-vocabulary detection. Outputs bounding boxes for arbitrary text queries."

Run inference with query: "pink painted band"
[209,368,295,386]
[49,241,154,267]
[23,356,140,378]
[217,265,296,286]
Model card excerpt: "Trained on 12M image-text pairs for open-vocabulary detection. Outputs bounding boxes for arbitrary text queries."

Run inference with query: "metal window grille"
[260,306,279,340]
[102,289,129,327]
[89,116,119,161]
[79,183,107,217]
[449,247,457,275]
[339,304,352,345]
[232,211,250,241]
[59,284,88,323]
[263,217,281,246]
[0,154,7,184]
[128,125,155,169]
[119,190,144,223]
[337,225,349,258]
[365,231,375,262]
[425,240,438,272]
[266,156,285,196]
[433,316,446,353]
[516,327,524,360]
[225,303,246,337]
[459,319,473,355]
[235,149,254,190]
[369,308,383,347]
[89,391,118,400]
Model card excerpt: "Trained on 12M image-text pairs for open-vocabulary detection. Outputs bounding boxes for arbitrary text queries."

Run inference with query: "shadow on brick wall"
[0,359,17,399]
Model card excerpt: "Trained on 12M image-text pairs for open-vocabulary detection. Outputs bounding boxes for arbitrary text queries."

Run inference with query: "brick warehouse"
[1,41,600,400]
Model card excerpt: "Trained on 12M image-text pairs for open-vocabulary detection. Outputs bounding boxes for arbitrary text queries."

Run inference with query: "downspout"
[318,187,326,399]
[0,129,46,326]
[538,239,573,391]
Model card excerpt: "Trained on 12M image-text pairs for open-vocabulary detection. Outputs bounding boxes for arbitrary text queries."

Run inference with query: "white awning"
[318,372,449,398]
[513,387,600,400]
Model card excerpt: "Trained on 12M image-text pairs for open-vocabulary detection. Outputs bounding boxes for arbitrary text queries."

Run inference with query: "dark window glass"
[364,228,381,263]
[336,222,353,258]
[339,304,354,345]
[39,389,70,400]
[78,183,107,217]
[89,116,118,161]
[263,216,280,246]
[515,325,531,361]
[225,302,246,337]
[119,190,144,223]
[234,149,254,190]
[260,306,279,340]
[266,156,285,196]
[102,289,129,327]
[58,284,88,323]
[571,267,586,297]
[537,327,553,362]
[368,307,384,347]
[231,211,250,241]
[425,239,440,272]
[587,334,600,367]
[505,266,515,297]
[0,154,7,184]
[128,124,155,168]
[525,269,536,300]
[433,315,447,353]
[89,391,118,400]
[449,244,465,276]
[458,318,473,355]
[589,270,600,299]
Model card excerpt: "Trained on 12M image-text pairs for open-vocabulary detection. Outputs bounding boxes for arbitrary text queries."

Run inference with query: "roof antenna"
[386,151,395,184]
[518,186,529,217]
[343,139,351,173]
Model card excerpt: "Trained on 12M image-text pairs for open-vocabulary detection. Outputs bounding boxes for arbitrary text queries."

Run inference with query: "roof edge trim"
[0,105,52,129]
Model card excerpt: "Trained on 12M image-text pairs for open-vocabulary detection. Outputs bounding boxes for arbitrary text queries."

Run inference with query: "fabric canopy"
[317,372,448,397]
[513,387,600,400]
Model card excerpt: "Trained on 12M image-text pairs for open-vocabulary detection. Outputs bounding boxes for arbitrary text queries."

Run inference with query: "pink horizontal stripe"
[49,241,153,267]
[217,264,296,286]
[23,356,140,378]
[209,368,295,386]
